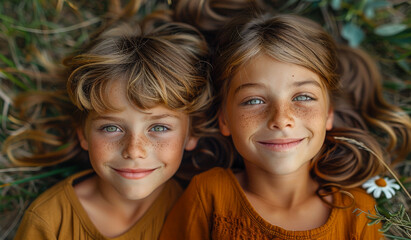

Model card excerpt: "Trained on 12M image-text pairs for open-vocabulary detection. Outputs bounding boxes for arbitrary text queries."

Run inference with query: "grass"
[0,0,410,239]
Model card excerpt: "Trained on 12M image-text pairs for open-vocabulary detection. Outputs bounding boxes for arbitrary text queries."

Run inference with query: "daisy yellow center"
[375,178,387,187]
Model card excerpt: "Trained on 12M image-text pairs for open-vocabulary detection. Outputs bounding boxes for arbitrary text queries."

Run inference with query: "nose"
[121,134,148,160]
[267,102,295,130]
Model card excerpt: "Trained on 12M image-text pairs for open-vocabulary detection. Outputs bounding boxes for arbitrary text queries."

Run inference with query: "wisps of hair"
[3,89,81,166]
[172,0,267,32]
[311,128,385,189]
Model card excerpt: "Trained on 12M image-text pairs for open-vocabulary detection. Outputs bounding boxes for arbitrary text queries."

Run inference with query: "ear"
[218,111,231,136]
[325,107,334,131]
[184,136,198,151]
[76,128,89,151]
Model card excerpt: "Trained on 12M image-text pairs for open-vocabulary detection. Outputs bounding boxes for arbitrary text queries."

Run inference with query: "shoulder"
[348,187,377,209]
[194,167,232,181]
[26,170,93,219]
[343,188,383,238]
[190,167,232,188]
[15,170,96,239]
[156,178,184,207]
[184,167,239,203]
[334,187,377,218]
[165,177,184,193]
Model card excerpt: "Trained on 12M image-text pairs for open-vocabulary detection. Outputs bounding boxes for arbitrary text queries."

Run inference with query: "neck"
[240,162,318,209]
[95,177,162,221]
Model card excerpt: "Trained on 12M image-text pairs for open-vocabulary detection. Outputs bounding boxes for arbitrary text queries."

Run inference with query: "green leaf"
[376,205,392,218]
[387,34,411,46]
[382,234,411,240]
[363,0,390,19]
[366,0,390,8]
[368,218,381,226]
[383,82,406,91]
[330,0,341,10]
[0,70,29,90]
[0,165,79,187]
[364,6,375,19]
[397,59,411,74]
[0,53,16,68]
[0,14,15,24]
[375,23,407,36]
[379,222,392,232]
[399,205,405,219]
[341,22,365,47]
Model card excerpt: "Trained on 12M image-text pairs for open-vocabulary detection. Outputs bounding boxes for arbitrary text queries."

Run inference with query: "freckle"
[156,142,169,149]
[239,112,261,129]
[292,74,295,77]
[293,107,304,117]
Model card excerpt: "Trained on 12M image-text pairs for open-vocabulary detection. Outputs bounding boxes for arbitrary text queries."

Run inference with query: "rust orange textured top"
[160,167,383,240]
[14,170,183,240]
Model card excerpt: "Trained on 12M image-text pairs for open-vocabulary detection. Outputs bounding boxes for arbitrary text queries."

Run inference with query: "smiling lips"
[257,138,304,152]
[113,168,157,179]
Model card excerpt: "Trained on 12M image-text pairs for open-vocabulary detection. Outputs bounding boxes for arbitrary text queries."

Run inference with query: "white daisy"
[362,176,401,199]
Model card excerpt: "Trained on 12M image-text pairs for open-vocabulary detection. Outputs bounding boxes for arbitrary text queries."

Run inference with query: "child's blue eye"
[150,125,169,132]
[244,99,264,105]
[102,125,121,132]
[293,95,313,101]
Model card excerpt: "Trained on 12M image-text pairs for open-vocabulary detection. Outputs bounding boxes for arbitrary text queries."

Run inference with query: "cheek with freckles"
[153,142,167,149]
[154,135,187,161]
[90,140,118,157]
[233,107,268,131]
[298,105,328,125]
[238,113,260,130]
[153,142,176,154]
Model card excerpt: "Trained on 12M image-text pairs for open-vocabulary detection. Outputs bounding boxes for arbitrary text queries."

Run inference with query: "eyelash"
[100,124,170,133]
[101,125,122,133]
[293,95,315,101]
[150,125,170,132]
[242,94,315,105]
[243,98,265,105]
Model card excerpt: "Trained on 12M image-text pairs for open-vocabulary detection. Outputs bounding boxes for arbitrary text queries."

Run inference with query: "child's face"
[219,54,333,175]
[77,80,197,200]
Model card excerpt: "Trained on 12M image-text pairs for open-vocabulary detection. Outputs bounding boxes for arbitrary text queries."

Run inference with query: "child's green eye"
[103,126,121,132]
[244,99,264,105]
[293,95,313,101]
[150,125,169,132]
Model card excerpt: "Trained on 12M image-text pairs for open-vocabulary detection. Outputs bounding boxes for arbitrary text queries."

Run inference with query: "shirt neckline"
[64,170,175,239]
[225,168,340,238]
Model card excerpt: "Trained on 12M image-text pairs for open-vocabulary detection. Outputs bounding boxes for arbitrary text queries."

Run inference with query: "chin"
[115,185,154,200]
[126,190,154,200]
[262,163,302,175]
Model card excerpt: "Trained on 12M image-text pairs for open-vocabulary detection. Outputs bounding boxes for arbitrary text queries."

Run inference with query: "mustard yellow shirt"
[160,167,383,240]
[14,169,182,240]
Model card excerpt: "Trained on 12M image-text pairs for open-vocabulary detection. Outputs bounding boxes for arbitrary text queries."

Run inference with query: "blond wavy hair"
[4,14,214,167]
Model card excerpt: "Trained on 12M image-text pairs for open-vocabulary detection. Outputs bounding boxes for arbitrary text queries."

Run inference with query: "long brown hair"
[213,12,385,188]
[334,45,411,164]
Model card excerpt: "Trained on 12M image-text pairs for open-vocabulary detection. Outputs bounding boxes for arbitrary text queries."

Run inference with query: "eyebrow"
[293,80,322,89]
[233,79,323,96]
[233,83,261,95]
[91,116,120,121]
[148,113,180,120]
[91,113,179,121]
